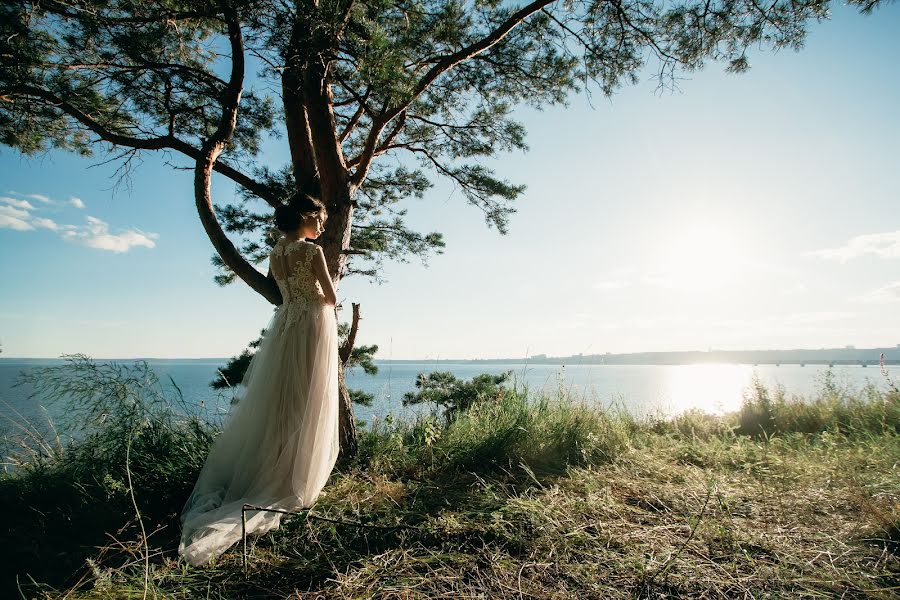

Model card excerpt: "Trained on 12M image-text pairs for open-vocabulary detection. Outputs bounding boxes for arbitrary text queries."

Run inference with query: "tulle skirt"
[178,300,339,566]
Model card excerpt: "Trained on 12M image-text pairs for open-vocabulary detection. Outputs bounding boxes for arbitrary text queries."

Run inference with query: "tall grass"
[735,371,900,438]
[354,386,632,478]
[0,358,897,598]
[0,355,216,596]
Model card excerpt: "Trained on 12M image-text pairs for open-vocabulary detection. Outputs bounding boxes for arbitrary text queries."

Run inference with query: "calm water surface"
[0,359,893,439]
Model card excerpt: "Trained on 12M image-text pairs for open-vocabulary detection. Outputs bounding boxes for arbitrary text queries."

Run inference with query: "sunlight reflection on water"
[656,364,756,416]
[515,363,760,417]
[195,362,806,421]
[1,360,891,432]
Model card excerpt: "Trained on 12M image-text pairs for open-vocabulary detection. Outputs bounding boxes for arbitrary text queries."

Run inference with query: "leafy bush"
[402,370,512,421]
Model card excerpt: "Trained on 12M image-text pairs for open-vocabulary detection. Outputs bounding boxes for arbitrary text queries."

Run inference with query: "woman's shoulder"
[278,238,321,261]
[274,237,313,251]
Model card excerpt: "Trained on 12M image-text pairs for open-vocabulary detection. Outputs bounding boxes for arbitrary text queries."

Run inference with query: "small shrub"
[403,370,512,421]
[736,376,777,438]
[772,394,830,434]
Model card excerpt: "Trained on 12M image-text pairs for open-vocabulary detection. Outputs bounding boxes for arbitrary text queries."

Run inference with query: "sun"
[650,222,746,292]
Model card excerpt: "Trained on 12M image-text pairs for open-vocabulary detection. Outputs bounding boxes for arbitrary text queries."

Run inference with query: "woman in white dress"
[178,195,340,566]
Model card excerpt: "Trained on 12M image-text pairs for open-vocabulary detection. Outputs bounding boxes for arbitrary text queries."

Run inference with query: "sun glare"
[662,363,754,415]
[651,222,746,292]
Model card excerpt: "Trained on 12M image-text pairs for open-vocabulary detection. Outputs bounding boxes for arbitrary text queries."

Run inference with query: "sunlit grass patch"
[736,372,899,438]
[1,359,897,598]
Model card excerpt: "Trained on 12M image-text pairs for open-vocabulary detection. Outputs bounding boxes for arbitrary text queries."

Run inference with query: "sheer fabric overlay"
[178,238,339,566]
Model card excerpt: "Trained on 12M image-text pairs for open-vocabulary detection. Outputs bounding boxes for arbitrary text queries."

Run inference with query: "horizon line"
[2,344,897,362]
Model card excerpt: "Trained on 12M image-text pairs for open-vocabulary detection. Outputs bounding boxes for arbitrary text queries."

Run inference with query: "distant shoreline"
[2,346,897,366]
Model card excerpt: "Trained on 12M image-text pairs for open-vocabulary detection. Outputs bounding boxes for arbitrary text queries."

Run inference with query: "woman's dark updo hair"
[274,192,327,232]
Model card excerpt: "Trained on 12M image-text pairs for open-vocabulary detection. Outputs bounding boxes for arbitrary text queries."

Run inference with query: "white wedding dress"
[178,237,340,566]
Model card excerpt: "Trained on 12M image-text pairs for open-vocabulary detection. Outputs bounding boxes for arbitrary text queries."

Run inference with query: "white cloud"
[809,230,900,262]
[8,191,85,208]
[61,216,159,253]
[857,281,900,304]
[590,315,693,331]
[0,205,31,220]
[592,268,637,291]
[0,199,36,230]
[31,217,60,231]
[1,193,156,252]
[0,197,36,210]
[589,312,856,333]
[0,215,34,231]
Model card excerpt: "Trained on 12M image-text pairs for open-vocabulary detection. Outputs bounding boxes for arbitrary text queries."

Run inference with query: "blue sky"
[1,3,899,359]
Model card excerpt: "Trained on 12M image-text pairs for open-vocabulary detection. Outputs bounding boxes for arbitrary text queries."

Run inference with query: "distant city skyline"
[1,4,899,359]
[2,343,898,363]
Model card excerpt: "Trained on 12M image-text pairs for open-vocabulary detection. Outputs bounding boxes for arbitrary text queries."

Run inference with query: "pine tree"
[1,0,888,454]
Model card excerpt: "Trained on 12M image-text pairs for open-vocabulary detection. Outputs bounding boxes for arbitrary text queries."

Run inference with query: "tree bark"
[279,8,369,457]
[190,4,281,306]
[336,302,361,460]
[293,56,359,457]
[282,25,319,196]
[336,362,358,459]
[321,185,358,457]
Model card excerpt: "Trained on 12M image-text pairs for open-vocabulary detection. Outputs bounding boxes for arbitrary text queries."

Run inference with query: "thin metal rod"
[242,504,248,576]
[238,503,417,572]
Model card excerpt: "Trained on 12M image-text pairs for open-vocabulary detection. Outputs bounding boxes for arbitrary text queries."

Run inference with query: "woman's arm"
[311,246,338,306]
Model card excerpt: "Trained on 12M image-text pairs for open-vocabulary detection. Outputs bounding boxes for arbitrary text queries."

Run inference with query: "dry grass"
[4,361,898,599]
[41,431,898,600]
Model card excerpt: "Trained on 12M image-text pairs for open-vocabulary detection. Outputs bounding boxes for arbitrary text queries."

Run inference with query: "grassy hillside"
[1,357,897,598]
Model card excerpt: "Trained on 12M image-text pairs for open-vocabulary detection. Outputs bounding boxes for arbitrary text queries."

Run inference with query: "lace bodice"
[270,238,325,331]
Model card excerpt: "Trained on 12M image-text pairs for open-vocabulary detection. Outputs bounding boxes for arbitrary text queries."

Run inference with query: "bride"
[179,194,340,566]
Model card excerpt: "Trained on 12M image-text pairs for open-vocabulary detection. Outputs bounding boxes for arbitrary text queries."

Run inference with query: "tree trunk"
[283,48,360,457]
[322,189,358,459]
[336,362,358,459]
[304,60,359,457]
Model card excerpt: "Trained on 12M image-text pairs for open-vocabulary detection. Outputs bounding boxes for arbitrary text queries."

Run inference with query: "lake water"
[0,359,894,441]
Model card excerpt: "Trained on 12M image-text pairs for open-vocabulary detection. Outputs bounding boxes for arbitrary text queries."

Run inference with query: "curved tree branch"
[338,94,368,143]
[383,0,557,122]
[5,84,278,206]
[348,115,386,189]
[349,110,407,174]
[193,2,281,306]
[283,23,320,195]
[339,302,361,364]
